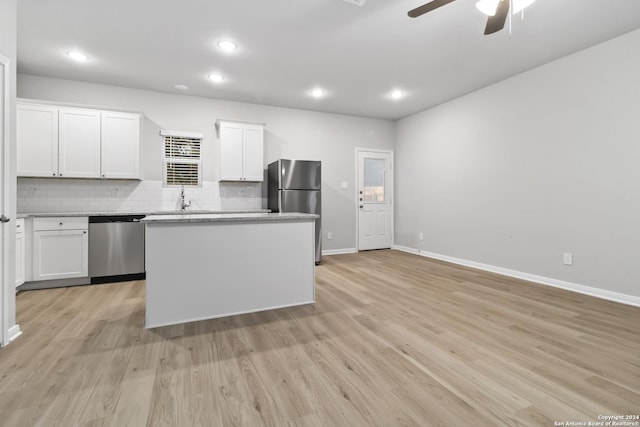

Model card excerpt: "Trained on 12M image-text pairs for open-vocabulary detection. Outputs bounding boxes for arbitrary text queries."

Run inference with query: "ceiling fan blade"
[484,0,510,34]
[408,0,457,18]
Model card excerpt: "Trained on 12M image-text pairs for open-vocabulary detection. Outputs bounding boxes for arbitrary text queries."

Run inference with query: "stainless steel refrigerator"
[268,159,321,263]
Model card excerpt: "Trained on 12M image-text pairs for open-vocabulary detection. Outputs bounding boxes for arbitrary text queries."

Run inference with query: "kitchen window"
[161,131,203,187]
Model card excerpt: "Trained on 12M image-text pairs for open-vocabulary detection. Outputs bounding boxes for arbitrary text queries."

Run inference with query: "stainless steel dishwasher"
[89,215,145,284]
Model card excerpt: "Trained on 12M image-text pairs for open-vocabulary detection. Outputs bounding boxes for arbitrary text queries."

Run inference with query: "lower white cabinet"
[15,219,25,288]
[32,217,88,281]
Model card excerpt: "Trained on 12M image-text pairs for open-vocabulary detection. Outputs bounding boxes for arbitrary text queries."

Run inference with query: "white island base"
[143,213,316,328]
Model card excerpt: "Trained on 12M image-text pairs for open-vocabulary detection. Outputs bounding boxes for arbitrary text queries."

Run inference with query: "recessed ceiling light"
[310,88,326,98]
[174,84,189,90]
[218,40,237,52]
[208,73,224,83]
[389,89,405,100]
[67,50,89,62]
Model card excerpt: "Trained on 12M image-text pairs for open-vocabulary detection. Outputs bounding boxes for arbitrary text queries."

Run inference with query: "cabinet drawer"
[15,218,25,234]
[34,217,88,231]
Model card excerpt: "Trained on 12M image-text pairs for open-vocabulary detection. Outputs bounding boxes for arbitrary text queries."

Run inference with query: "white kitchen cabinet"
[15,219,25,288]
[17,102,142,180]
[101,111,142,179]
[16,104,59,177]
[242,124,265,181]
[32,217,88,281]
[217,120,264,181]
[59,108,102,178]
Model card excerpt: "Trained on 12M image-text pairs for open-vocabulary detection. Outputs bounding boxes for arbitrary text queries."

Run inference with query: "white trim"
[322,248,357,256]
[5,324,22,345]
[355,147,394,252]
[0,55,15,346]
[215,119,266,128]
[393,245,640,308]
[17,97,145,116]
[160,129,204,139]
[1,54,11,346]
[393,244,419,255]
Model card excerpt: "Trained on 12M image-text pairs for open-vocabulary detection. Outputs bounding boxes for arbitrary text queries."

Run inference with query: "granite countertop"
[142,212,318,223]
[18,209,271,217]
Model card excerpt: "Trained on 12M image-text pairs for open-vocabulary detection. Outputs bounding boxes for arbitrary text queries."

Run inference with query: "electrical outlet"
[327,232,333,240]
[419,232,424,241]
[341,181,348,189]
[563,252,573,266]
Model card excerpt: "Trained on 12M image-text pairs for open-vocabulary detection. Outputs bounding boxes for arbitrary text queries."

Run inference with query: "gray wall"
[395,28,640,297]
[17,74,395,251]
[1,0,18,338]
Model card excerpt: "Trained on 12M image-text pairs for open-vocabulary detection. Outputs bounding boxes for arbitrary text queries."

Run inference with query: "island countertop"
[142,212,318,224]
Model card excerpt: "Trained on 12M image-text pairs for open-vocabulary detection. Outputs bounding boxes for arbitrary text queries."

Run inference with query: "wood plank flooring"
[1,250,639,426]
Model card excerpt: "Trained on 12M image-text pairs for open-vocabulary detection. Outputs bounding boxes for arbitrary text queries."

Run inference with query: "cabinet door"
[219,121,244,181]
[17,104,59,177]
[32,229,89,281]
[59,108,101,178]
[242,124,264,181]
[101,111,141,179]
[15,225,25,288]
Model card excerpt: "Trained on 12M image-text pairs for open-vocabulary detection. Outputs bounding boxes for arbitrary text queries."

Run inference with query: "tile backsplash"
[17,178,264,213]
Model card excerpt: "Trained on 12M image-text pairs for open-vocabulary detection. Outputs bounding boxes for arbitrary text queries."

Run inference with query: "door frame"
[355,147,394,251]
[1,53,11,346]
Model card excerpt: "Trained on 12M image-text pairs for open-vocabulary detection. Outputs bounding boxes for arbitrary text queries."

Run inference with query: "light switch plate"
[563,252,573,266]
[341,181,348,189]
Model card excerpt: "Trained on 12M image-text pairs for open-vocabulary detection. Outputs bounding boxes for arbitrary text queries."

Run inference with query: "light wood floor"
[1,250,639,426]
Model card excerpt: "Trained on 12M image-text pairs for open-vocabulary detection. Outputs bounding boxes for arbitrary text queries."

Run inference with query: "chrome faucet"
[180,186,191,211]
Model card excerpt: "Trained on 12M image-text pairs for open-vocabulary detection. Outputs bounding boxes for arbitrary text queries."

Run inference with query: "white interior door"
[357,149,393,251]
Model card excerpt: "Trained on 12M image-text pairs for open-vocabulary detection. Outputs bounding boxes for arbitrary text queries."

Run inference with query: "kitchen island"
[142,212,317,328]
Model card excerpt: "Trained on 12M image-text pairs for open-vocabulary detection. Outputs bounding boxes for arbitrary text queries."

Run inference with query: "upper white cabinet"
[217,120,264,182]
[16,104,59,177]
[101,111,141,179]
[59,108,101,178]
[17,102,142,179]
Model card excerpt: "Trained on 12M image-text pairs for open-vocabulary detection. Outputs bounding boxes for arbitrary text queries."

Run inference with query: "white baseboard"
[393,245,419,255]
[6,324,22,345]
[393,245,640,308]
[322,248,358,256]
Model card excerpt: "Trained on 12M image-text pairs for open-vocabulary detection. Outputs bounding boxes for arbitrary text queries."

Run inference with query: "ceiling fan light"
[512,0,536,14]
[475,0,500,16]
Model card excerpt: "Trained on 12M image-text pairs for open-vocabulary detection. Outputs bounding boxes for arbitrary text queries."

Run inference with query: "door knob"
[0,215,10,223]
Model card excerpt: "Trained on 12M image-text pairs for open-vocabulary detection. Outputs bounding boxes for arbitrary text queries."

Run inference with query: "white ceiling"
[17,0,640,120]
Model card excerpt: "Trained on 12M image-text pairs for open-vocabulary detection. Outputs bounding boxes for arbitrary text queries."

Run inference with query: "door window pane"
[363,158,385,202]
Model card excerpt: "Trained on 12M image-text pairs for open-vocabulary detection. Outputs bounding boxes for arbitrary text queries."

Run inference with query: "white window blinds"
[161,131,203,187]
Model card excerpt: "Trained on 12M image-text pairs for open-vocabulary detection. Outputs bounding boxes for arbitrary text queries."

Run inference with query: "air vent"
[342,0,368,6]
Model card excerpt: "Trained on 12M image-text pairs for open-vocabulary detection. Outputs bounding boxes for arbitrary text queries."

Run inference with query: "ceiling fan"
[408,0,536,35]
